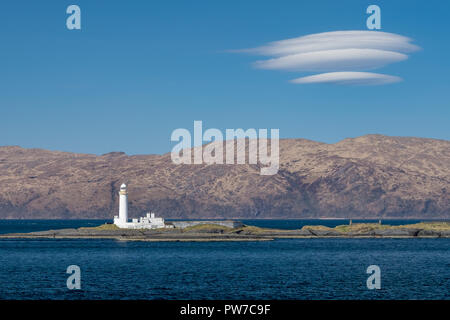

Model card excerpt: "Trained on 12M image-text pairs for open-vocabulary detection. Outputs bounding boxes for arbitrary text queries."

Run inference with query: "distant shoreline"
[1,222,449,242]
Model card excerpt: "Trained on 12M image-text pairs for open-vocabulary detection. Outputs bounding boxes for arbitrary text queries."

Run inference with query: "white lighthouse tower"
[114,183,129,228]
[113,182,168,229]
[118,183,128,224]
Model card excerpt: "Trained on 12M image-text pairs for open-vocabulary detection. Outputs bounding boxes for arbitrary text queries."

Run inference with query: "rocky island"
[1,222,450,241]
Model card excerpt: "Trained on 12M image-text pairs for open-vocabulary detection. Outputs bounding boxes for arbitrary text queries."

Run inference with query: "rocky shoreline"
[1,222,449,242]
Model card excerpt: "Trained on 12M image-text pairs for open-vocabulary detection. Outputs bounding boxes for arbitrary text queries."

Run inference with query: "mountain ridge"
[0,135,449,219]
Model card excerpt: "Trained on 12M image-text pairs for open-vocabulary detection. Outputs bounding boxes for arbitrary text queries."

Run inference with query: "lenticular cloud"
[254,48,408,72]
[237,30,420,85]
[291,72,402,85]
[244,31,419,56]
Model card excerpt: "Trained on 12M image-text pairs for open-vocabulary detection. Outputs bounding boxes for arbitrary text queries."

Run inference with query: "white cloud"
[235,30,419,85]
[241,31,420,57]
[290,72,402,85]
[254,48,407,72]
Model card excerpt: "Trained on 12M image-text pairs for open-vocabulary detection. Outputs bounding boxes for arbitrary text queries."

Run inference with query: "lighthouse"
[118,183,128,225]
[113,182,169,229]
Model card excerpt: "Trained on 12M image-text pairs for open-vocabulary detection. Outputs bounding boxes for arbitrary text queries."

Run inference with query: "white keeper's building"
[113,183,169,229]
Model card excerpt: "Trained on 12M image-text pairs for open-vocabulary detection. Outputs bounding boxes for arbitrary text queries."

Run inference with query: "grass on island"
[303,222,450,234]
[182,224,289,234]
[77,221,450,235]
[398,221,450,230]
[181,222,450,235]
[182,224,233,233]
[233,225,290,234]
[334,223,391,233]
[79,223,119,231]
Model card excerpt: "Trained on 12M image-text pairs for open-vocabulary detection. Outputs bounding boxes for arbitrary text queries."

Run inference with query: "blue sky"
[1,0,449,155]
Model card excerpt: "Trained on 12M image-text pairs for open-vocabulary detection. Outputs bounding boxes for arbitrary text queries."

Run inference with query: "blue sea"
[0,219,449,300]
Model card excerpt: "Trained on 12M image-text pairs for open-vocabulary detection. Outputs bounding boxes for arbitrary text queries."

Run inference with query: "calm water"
[0,220,449,300]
